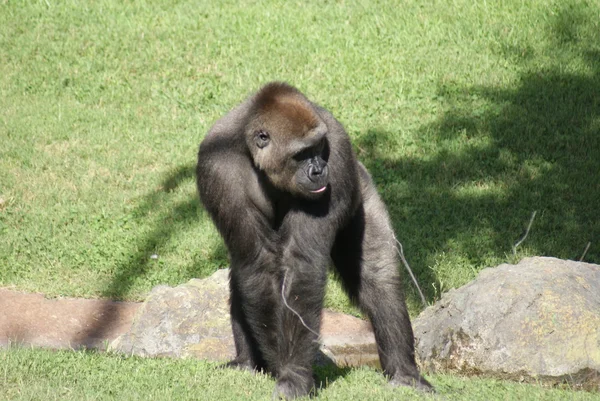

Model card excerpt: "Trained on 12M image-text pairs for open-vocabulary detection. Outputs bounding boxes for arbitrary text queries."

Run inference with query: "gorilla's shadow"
[79,163,228,347]
[313,364,353,391]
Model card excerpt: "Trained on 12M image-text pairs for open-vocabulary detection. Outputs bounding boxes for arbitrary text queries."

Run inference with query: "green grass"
[1,0,598,304]
[1,0,599,398]
[1,347,597,401]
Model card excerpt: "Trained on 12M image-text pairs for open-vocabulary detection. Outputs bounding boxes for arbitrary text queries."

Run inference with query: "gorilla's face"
[291,139,329,198]
[249,127,330,199]
[244,89,331,200]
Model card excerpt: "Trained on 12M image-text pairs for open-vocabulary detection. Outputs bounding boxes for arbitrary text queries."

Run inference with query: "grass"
[0,0,599,399]
[1,0,598,304]
[1,347,597,401]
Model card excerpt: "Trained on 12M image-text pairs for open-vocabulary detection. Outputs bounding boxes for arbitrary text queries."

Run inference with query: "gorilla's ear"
[255,130,270,149]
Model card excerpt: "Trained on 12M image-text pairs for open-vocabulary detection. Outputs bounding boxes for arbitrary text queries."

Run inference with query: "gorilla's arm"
[197,127,277,361]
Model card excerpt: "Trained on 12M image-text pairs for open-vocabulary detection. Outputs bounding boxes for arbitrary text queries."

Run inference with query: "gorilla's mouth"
[310,186,327,194]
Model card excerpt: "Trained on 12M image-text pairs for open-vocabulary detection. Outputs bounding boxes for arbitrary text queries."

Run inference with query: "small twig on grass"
[580,242,591,262]
[512,210,537,255]
[393,237,427,308]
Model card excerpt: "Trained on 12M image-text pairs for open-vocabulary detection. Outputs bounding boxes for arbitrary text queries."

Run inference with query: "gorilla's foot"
[272,367,314,400]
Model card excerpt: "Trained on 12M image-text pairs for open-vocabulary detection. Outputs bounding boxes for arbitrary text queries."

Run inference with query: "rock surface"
[109,269,379,368]
[110,269,234,360]
[414,257,600,389]
[0,270,378,369]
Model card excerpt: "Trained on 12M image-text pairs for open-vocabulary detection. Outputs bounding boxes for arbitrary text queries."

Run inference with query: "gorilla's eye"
[255,131,270,149]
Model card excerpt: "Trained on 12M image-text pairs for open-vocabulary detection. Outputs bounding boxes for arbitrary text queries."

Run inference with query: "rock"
[0,268,378,367]
[320,310,378,368]
[110,269,379,368]
[110,269,234,360]
[414,257,600,390]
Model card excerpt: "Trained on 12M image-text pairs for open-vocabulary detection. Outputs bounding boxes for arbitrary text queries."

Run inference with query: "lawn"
[1,347,597,401]
[1,0,599,399]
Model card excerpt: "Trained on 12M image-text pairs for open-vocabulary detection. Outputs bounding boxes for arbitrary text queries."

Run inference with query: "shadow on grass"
[313,365,352,391]
[99,164,227,300]
[80,162,227,345]
[355,1,599,301]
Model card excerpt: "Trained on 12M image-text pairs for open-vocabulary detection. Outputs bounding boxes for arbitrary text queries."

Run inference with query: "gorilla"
[196,82,432,399]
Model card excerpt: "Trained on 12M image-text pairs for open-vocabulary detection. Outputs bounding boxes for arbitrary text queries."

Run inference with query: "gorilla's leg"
[227,275,267,371]
[230,250,326,399]
[331,199,433,392]
[272,264,326,399]
[228,256,280,372]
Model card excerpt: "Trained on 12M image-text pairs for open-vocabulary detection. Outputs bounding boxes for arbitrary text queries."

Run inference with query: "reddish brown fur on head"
[252,82,320,140]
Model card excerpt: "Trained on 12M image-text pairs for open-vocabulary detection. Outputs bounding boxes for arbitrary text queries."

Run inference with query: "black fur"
[197,82,432,398]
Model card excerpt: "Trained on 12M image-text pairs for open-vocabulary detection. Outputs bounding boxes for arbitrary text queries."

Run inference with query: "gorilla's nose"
[308,156,328,183]
[309,164,324,177]
[308,166,328,185]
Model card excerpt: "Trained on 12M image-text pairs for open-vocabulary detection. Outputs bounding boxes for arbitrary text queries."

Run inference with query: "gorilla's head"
[245,82,330,199]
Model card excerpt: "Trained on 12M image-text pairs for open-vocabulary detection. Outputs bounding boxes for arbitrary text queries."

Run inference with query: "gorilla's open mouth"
[310,186,327,194]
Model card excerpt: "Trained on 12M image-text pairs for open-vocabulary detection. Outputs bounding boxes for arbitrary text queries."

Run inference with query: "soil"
[0,288,140,350]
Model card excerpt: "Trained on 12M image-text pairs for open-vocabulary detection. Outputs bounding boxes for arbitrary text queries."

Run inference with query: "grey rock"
[414,257,600,389]
[110,269,235,360]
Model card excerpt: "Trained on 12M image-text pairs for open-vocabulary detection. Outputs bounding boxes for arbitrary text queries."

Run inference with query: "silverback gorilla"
[196,82,432,399]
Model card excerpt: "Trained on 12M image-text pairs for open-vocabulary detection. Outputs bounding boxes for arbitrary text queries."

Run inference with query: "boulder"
[414,257,600,390]
[110,269,234,360]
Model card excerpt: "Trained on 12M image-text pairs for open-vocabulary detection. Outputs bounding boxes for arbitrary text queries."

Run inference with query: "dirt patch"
[0,288,140,350]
